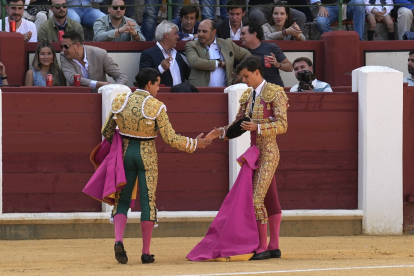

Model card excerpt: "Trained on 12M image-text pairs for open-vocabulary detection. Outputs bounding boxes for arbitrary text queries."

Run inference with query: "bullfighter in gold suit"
[207,57,289,260]
[102,68,211,265]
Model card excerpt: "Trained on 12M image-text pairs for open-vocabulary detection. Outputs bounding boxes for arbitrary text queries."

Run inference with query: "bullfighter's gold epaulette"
[239,87,253,104]
[143,96,165,120]
[111,92,131,113]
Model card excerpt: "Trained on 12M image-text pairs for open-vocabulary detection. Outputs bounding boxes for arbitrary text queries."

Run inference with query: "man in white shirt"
[185,19,250,87]
[404,50,414,86]
[290,57,333,92]
[139,20,190,87]
[216,0,247,40]
[1,0,37,42]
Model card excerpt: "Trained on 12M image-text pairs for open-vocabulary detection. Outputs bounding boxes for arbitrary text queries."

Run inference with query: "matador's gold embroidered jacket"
[102,89,198,153]
[225,82,289,223]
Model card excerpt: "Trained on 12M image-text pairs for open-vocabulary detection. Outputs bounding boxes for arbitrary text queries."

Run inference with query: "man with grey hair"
[139,20,190,87]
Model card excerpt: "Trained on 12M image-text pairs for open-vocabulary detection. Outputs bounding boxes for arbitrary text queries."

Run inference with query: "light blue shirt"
[404,76,414,86]
[290,79,333,92]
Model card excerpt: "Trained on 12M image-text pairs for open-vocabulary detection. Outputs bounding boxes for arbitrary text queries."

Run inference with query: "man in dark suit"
[172,5,200,41]
[139,20,190,87]
[216,0,247,40]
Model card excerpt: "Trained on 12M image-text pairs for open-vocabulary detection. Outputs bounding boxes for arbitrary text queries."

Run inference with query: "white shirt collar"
[253,79,266,95]
[156,41,176,54]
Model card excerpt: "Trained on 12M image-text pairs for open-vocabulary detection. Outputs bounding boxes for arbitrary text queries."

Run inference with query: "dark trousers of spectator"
[291,0,314,23]
[141,0,183,41]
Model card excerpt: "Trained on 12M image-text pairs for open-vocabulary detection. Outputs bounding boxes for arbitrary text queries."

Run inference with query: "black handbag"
[170,79,199,93]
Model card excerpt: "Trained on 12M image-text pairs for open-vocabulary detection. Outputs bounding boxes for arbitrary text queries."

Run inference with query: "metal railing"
[0,1,401,33]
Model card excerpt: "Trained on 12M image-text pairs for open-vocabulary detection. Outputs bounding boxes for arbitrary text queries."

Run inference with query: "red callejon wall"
[277,93,358,209]
[1,88,358,213]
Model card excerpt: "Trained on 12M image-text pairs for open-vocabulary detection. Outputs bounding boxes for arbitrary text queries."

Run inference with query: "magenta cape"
[83,130,134,207]
[186,146,260,261]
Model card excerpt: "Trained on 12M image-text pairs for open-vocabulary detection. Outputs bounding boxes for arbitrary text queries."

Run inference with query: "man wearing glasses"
[37,0,84,42]
[0,0,37,42]
[93,0,145,41]
[60,30,128,91]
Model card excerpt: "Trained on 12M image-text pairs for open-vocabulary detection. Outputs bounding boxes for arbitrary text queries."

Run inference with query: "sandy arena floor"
[1,236,414,276]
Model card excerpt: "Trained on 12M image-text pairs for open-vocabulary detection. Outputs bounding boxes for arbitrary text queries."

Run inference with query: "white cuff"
[158,64,166,74]
[257,124,261,135]
[194,138,197,151]
[219,127,226,140]
[90,80,97,89]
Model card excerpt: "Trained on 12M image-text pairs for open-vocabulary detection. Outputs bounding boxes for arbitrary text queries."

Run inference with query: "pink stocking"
[267,214,281,250]
[256,221,268,253]
[114,214,127,243]
[141,221,154,255]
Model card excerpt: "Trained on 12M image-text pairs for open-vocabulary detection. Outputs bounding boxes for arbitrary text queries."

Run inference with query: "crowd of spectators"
[1,0,414,89]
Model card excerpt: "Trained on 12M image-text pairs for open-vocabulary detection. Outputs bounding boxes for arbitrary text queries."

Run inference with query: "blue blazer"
[139,45,190,87]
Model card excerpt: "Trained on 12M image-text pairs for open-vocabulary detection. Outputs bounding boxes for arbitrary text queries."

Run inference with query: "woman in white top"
[262,6,306,41]
[364,0,395,40]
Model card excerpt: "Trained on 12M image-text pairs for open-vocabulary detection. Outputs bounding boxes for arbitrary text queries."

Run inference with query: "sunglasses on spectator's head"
[112,6,126,10]
[54,4,67,9]
[60,42,76,50]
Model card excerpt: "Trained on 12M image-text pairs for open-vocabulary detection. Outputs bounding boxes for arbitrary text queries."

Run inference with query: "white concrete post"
[352,66,403,235]
[0,88,2,214]
[224,84,250,190]
[98,84,131,212]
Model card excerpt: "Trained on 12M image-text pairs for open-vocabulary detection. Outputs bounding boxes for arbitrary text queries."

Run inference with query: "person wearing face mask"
[0,0,37,42]
[60,30,127,91]
[93,0,145,42]
[25,42,64,86]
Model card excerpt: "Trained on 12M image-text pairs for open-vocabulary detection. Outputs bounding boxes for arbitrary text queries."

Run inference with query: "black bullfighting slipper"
[141,254,155,264]
[114,241,128,264]
[269,249,281,258]
[249,250,270,260]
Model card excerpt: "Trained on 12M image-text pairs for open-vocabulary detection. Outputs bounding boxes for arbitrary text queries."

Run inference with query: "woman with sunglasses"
[25,42,65,86]
[93,0,145,42]
[262,6,306,41]
[37,0,85,43]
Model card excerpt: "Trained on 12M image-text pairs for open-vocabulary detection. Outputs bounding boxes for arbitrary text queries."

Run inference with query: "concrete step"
[0,210,363,240]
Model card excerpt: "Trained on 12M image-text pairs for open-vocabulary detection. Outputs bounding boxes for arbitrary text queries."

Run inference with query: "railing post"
[352,66,404,235]
[167,0,172,21]
[338,0,343,30]
[1,0,6,32]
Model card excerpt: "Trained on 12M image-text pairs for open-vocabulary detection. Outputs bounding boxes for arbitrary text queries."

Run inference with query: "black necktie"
[250,90,256,117]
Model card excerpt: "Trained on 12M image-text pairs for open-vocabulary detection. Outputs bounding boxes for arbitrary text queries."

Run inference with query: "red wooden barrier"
[1,89,359,213]
[403,84,414,231]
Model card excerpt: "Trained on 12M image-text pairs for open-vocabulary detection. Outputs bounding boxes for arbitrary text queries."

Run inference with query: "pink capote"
[83,130,135,207]
[186,146,260,261]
